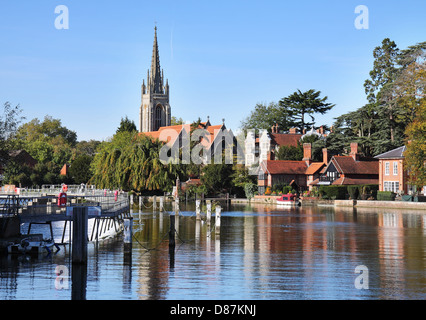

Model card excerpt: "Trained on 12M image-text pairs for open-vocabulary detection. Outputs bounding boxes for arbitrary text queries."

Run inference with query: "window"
[384,181,400,192]
[393,162,398,175]
[385,162,390,175]
[154,105,163,131]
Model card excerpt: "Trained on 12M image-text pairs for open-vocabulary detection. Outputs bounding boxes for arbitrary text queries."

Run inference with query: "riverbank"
[230,196,426,211]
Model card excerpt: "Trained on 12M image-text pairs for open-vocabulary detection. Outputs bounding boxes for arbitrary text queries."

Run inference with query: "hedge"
[319,185,348,200]
[377,191,396,201]
[319,184,379,200]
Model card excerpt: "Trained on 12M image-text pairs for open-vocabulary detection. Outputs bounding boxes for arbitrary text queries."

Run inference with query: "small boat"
[276,194,301,207]
[8,236,60,255]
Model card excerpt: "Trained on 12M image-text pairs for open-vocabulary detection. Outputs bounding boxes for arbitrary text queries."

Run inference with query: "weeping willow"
[90,132,183,192]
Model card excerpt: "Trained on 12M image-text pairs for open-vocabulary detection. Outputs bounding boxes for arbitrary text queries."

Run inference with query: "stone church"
[139,27,171,133]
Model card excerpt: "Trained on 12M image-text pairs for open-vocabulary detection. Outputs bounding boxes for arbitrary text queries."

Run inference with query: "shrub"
[377,191,396,201]
[282,186,292,194]
[347,185,360,200]
[319,185,347,200]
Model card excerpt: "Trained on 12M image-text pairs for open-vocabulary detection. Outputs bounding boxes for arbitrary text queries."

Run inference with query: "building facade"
[139,27,171,133]
[375,146,408,194]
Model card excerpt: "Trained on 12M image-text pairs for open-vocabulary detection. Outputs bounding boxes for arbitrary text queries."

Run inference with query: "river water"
[0,203,425,300]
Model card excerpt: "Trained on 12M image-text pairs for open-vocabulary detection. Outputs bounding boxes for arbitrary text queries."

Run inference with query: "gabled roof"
[374,145,406,159]
[331,177,379,185]
[305,162,325,175]
[270,133,302,148]
[261,160,308,175]
[331,156,378,175]
[140,122,226,148]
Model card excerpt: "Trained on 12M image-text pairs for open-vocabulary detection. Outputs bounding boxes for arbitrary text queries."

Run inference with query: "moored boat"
[276,194,301,207]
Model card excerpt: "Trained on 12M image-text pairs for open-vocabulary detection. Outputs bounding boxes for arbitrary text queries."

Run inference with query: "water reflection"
[0,203,425,300]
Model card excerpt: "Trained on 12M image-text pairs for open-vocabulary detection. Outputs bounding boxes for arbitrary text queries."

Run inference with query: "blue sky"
[1,0,425,141]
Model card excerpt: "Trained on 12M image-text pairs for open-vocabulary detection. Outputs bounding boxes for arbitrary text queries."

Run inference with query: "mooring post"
[206,200,211,224]
[175,197,180,215]
[139,196,142,209]
[195,199,201,220]
[130,194,134,206]
[169,214,175,249]
[124,217,133,244]
[153,195,157,211]
[215,205,221,234]
[72,207,88,264]
[159,196,164,211]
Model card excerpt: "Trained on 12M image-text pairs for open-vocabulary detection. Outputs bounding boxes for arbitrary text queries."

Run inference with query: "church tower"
[140,27,171,132]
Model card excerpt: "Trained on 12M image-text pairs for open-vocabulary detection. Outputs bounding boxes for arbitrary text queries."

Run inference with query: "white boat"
[276,194,301,207]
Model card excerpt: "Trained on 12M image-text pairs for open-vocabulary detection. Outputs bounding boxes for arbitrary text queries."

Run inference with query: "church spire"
[150,26,163,94]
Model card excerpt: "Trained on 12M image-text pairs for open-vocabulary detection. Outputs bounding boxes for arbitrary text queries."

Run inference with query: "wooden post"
[153,196,157,211]
[175,197,180,215]
[159,196,164,211]
[123,217,133,244]
[215,205,221,234]
[130,194,134,206]
[169,214,175,249]
[72,207,88,264]
[139,196,142,209]
[195,199,201,220]
[206,201,211,224]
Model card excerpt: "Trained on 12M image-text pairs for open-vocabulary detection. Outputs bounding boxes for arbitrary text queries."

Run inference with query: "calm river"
[0,203,425,300]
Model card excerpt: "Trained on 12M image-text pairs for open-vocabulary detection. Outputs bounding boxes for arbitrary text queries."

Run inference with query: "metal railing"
[0,188,129,219]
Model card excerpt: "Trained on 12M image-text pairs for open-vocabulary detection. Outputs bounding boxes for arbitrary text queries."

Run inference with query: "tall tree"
[240,102,289,132]
[0,102,25,167]
[279,89,335,133]
[116,116,137,134]
[364,38,400,142]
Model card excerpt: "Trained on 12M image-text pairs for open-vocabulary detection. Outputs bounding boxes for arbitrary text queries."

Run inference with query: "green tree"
[0,102,25,167]
[116,116,137,134]
[240,102,289,132]
[90,132,184,193]
[171,116,185,126]
[201,164,233,195]
[279,89,335,133]
[69,155,93,184]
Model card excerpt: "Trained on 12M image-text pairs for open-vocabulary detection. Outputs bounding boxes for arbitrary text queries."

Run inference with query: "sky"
[0,0,426,141]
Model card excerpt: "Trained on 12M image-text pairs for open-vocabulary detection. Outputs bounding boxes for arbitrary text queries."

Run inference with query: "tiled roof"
[270,133,302,148]
[140,123,225,146]
[305,162,325,175]
[331,177,379,185]
[332,156,378,175]
[374,145,406,159]
[262,160,308,175]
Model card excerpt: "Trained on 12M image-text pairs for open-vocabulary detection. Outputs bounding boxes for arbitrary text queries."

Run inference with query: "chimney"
[289,128,296,134]
[303,143,312,165]
[322,148,328,165]
[349,142,359,161]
